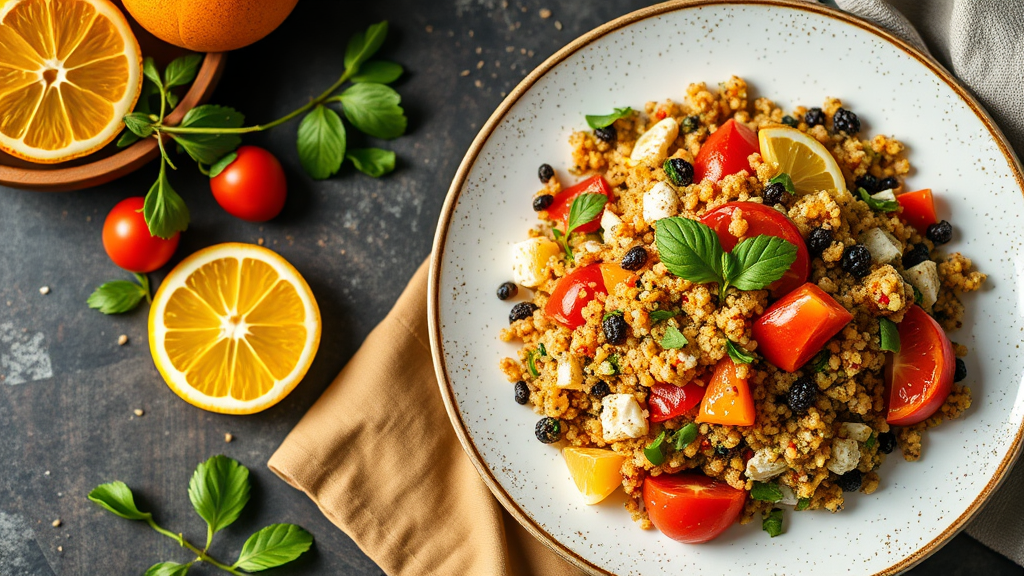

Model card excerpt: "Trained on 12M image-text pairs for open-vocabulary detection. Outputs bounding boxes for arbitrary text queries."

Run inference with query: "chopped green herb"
[650,309,678,324]
[769,172,796,195]
[585,107,632,129]
[913,286,924,305]
[858,187,899,212]
[538,343,547,357]
[673,422,698,451]
[681,115,699,133]
[660,326,689,349]
[809,349,831,373]
[526,349,541,377]
[879,317,901,353]
[726,340,755,364]
[608,354,621,374]
[750,481,784,503]
[762,508,784,538]
[795,498,810,511]
[644,431,666,465]
[865,434,877,450]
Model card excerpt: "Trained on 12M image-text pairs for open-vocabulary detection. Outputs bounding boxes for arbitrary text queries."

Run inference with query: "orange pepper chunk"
[696,357,755,426]
[599,262,636,291]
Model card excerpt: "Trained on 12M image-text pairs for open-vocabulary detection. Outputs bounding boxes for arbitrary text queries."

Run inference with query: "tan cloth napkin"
[268,260,584,576]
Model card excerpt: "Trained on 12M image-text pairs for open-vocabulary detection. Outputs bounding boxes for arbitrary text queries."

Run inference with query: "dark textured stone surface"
[0,1,1016,574]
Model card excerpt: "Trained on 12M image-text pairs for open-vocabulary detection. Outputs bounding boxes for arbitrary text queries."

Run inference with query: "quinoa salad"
[497,76,986,542]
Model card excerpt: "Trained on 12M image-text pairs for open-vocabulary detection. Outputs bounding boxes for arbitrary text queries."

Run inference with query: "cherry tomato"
[885,305,955,426]
[643,472,746,544]
[210,146,287,222]
[649,380,706,423]
[693,119,759,184]
[896,188,937,234]
[102,197,179,273]
[752,282,853,372]
[701,202,810,298]
[696,357,755,426]
[545,175,614,234]
[544,264,607,330]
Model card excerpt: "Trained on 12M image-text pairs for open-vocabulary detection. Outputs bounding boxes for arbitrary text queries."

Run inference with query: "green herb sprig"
[768,172,796,195]
[87,273,152,315]
[762,508,784,537]
[649,309,679,324]
[585,107,632,129]
[725,340,756,364]
[644,422,699,465]
[660,325,688,350]
[88,456,312,575]
[122,22,406,239]
[750,481,784,502]
[858,187,899,212]
[552,193,608,262]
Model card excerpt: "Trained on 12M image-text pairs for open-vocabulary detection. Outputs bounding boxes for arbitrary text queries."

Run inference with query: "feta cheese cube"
[511,237,561,288]
[642,182,679,224]
[779,484,798,506]
[745,449,788,481]
[600,394,649,442]
[630,118,679,166]
[861,228,902,265]
[556,355,583,390]
[600,209,623,245]
[839,422,873,442]
[827,438,861,475]
[903,260,939,309]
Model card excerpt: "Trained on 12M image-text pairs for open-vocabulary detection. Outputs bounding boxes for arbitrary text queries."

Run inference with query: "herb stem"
[145,517,183,545]
[181,539,244,575]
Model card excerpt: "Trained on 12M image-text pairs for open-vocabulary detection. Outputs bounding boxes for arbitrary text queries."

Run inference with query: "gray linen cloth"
[830,0,1024,566]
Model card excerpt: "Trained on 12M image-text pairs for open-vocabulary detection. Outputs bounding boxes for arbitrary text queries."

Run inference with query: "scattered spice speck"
[468,29,474,37]
[554,20,563,30]
[476,60,484,69]
[539,8,552,18]
[39,286,50,295]
[506,46,515,52]
[117,334,128,346]
[225,433,234,443]
[474,79,483,88]
[257,238,265,246]
[460,70,471,77]
[133,409,144,417]
[57,546,63,552]
[44,470,50,476]
[425,25,433,33]
[52,519,61,528]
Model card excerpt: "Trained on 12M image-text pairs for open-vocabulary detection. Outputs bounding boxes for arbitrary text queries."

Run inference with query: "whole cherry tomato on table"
[210,146,288,222]
[693,118,759,184]
[545,175,614,234]
[102,197,179,273]
[885,305,955,426]
[643,472,746,543]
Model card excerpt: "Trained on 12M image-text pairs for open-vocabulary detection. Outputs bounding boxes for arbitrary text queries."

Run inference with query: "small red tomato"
[693,118,759,183]
[885,305,955,426]
[649,380,707,423]
[544,264,607,330]
[752,282,853,372]
[102,197,179,273]
[210,146,287,222]
[643,472,746,544]
[545,175,614,234]
[896,188,937,233]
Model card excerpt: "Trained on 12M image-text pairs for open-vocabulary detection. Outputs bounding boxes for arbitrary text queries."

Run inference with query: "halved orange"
[0,0,142,163]
[562,447,627,505]
[149,243,321,415]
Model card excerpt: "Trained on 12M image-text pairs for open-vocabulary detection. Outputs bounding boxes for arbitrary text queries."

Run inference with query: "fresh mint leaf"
[88,481,151,520]
[344,21,389,71]
[585,107,631,129]
[188,455,250,539]
[762,508,784,537]
[142,57,162,91]
[338,83,407,139]
[117,131,141,148]
[123,113,154,138]
[655,217,725,286]
[87,280,147,314]
[660,325,688,349]
[644,431,666,465]
[164,53,203,89]
[143,165,190,238]
[809,349,830,373]
[796,498,810,511]
[208,152,238,179]
[351,60,403,84]
[233,524,314,572]
[751,481,784,502]
[347,147,395,177]
[726,340,755,364]
[879,317,900,353]
[144,562,190,576]
[297,105,346,180]
[171,105,245,165]
[673,422,698,451]
[769,172,796,195]
[566,193,607,235]
[858,187,899,212]
[650,309,678,324]
[727,235,798,291]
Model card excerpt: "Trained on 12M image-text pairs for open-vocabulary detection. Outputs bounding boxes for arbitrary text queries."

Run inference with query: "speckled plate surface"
[427,1,1024,574]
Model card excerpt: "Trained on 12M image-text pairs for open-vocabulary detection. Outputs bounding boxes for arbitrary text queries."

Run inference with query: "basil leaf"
[762,508,784,537]
[87,280,147,314]
[188,455,250,538]
[171,105,245,165]
[123,113,154,138]
[350,60,403,84]
[142,56,162,91]
[338,83,407,140]
[644,431,666,465]
[727,235,798,291]
[345,21,388,71]
[346,147,395,178]
[673,422,698,451]
[650,309,678,324]
[297,105,346,180]
[233,524,314,571]
[726,340,755,364]
[585,107,631,129]
[769,172,796,195]
[88,481,151,520]
[751,481,784,502]
[208,152,238,179]
[865,433,877,450]
[879,317,900,353]
[655,217,725,285]
[143,165,190,238]
[164,53,203,89]
[796,498,810,511]
[809,349,830,373]
[858,187,899,212]
[566,193,607,235]
[660,326,688,349]
[144,562,190,576]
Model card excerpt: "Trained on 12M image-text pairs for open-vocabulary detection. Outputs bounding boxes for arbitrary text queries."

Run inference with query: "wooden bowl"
[0,7,227,192]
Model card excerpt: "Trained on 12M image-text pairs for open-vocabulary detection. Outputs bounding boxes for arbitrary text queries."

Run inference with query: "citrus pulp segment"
[758,126,847,196]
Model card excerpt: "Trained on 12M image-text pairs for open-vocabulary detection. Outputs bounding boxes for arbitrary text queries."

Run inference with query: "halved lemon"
[758,126,846,196]
[149,243,321,415]
[0,0,142,163]
[563,447,626,505]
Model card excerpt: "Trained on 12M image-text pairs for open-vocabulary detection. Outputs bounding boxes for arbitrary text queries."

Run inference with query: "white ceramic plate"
[428,1,1024,574]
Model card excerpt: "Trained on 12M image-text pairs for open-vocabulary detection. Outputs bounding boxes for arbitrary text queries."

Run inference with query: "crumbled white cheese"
[630,118,679,166]
[903,260,939,309]
[745,449,788,481]
[601,394,649,442]
[642,182,679,223]
[779,484,798,506]
[556,355,583,389]
[510,237,561,287]
[675,351,698,371]
[827,438,861,475]
[861,228,902,265]
[600,209,622,245]
[839,422,873,442]
[578,240,602,254]
[872,189,897,203]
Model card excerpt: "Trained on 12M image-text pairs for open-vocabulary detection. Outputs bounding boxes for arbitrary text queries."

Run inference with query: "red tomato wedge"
[885,305,955,426]
[696,357,755,426]
[752,283,853,372]
[546,175,614,234]
[896,189,937,234]
[701,202,810,298]
[649,380,707,423]
[643,472,746,543]
[693,119,759,184]
[544,264,607,330]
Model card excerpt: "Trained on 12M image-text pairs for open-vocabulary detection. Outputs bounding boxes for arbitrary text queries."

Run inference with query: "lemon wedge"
[563,447,626,505]
[758,126,846,196]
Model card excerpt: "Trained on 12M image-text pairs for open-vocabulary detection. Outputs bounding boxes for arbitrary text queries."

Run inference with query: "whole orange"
[121,0,300,52]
